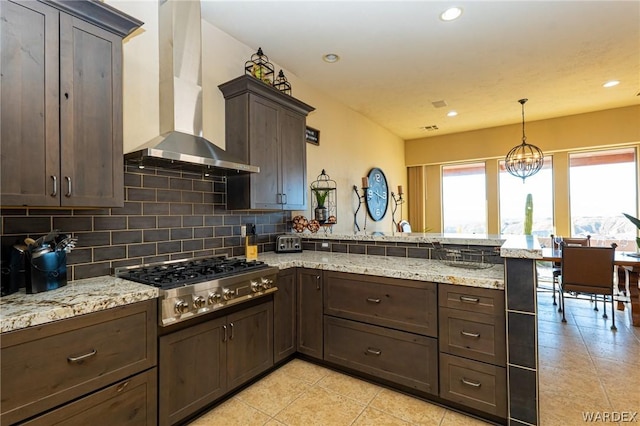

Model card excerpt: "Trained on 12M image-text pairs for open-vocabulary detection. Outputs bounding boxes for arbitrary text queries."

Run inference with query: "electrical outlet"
[240,225,246,237]
[321,242,329,248]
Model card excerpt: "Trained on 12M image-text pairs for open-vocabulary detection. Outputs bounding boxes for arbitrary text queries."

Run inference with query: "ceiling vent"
[431,100,448,108]
[421,125,440,131]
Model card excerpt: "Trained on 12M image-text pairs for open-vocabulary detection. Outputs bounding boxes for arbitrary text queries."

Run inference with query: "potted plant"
[312,188,329,223]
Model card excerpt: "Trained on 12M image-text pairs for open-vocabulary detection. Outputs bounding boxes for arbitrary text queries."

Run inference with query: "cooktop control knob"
[223,288,235,300]
[174,299,189,314]
[261,277,273,289]
[250,280,261,293]
[208,292,221,304]
[193,296,206,309]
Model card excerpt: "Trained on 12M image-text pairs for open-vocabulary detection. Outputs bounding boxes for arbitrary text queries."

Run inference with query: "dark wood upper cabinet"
[0,0,142,208]
[219,75,315,211]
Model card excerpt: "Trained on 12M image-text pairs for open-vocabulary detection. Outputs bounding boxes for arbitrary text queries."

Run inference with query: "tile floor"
[188,287,640,426]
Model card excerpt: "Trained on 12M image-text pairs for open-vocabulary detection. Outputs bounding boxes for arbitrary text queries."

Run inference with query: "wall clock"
[365,167,389,221]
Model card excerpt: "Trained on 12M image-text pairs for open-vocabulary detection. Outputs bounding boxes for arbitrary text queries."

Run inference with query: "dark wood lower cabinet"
[297,268,323,359]
[439,353,507,418]
[158,301,273,426]
[274,269,296,363]
[0,300,157,426]
[324,316,439,395]
[21,368,157,426]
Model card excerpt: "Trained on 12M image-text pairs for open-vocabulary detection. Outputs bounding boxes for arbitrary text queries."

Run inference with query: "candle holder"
[353,182,369,232]
[391,191,405,232]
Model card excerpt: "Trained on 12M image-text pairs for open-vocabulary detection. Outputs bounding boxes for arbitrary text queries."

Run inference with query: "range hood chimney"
[125,0,259,175]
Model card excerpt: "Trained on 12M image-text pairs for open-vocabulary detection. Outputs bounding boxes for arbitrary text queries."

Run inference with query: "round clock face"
[365,167,389,221]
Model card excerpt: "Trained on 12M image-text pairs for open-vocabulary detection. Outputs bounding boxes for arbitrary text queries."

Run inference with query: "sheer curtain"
[407,166,426,232]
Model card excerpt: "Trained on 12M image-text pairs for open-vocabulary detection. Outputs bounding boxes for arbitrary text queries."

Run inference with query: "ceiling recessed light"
[603,80,620,88]
[440,7,463,21]
[447,111,458,117]
[323,53,340,63]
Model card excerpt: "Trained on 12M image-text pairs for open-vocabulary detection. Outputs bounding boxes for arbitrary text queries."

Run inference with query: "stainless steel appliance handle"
[67,349,97,364]
[51,175,57,197]
[65,176,72,197]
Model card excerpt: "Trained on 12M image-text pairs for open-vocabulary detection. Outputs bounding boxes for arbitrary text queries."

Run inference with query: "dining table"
[541,248,640,327]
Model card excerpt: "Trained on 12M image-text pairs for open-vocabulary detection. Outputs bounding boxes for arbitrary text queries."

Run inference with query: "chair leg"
[602,295,608,319]
[610,296,617,331]
[561,287,567,323]
[552,277,557,306]
[594,295,599,311]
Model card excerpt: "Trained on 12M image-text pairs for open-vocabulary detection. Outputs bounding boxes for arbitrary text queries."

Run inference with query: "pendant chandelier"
[505,98,544,182]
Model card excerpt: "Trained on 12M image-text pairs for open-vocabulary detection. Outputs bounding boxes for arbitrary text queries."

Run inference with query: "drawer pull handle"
[223,325,228,342]
[366,347,382,356]
[461,378,482,388]
[117,381,130,393]
[460,296,480,303]
[460,330,481,338]
[67,349,97,364]
[366,298,381,304]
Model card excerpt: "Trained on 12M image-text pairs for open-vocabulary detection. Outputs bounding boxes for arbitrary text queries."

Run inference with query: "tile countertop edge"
[258,252,505,290]
[0,276,158,334]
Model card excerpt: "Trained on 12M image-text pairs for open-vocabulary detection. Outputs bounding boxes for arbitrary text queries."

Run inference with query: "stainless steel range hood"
[124,0,258,175]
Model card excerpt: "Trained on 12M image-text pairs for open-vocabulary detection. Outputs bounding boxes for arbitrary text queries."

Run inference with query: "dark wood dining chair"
[549,234,590,309]
[559,243,617,330]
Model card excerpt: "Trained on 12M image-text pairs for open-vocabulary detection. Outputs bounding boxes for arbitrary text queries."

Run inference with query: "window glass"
[569,148,637,250]
[499,157,553,236]
[442,163,487,234]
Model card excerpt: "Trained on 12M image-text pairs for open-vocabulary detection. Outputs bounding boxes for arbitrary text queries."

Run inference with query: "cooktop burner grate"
[119,257,268,289]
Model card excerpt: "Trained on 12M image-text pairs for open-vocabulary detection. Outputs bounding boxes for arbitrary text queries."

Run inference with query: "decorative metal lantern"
[505,99,544,182]
[310,169,337,228]
[244,47,274,85]
[273,70,292,96]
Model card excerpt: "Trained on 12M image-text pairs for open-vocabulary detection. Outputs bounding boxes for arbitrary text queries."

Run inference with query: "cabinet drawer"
[439,307,506,366]
[439,284,504,315]
[439,353,506,418]
[21,368,157,426]
[324,316,438,395]
[1,300,157,425]
[324,271,437,337]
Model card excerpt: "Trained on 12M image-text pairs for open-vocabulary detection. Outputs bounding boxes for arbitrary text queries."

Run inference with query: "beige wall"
[407,106,640,235]
[108,1,406,235]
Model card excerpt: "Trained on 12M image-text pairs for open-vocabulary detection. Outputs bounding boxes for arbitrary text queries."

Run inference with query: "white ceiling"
[201,1,640,141]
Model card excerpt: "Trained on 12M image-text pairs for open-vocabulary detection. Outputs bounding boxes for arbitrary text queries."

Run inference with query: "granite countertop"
[1,244,509,334]
[0,276,158,334]
[259,251,504,290]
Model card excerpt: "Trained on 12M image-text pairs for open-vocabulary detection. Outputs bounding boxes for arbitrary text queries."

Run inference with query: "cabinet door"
[274,269,296,363]
[0,0,60,206]
[280,109,307,210]
[59,13,124,207]
[297,269,323,359]
[159,317,227,426]
[227,301,274,390]
[248,94,281,209]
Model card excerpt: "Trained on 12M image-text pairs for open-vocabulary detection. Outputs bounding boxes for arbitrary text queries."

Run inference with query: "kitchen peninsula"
[263,232,541,426]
